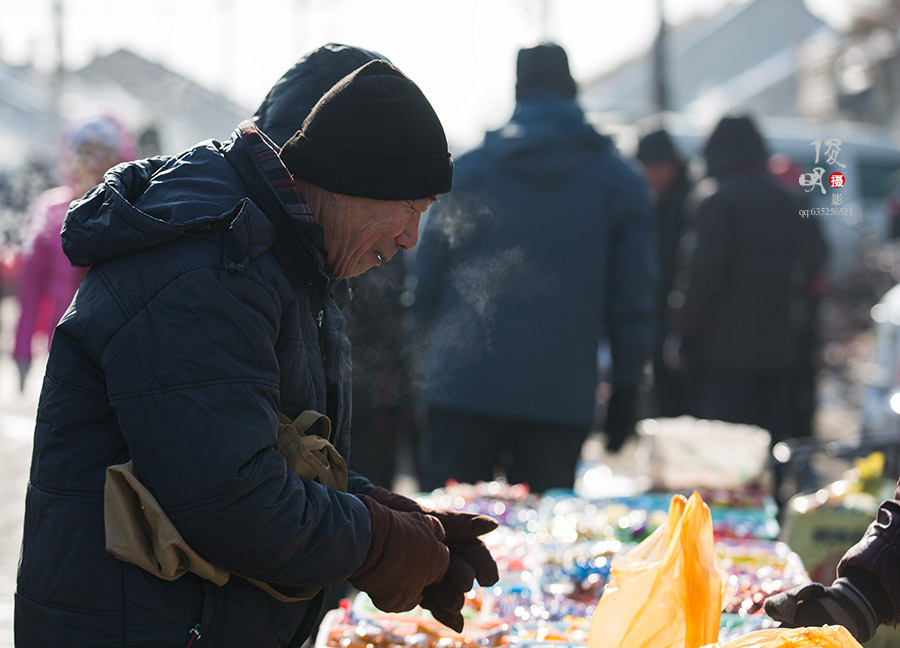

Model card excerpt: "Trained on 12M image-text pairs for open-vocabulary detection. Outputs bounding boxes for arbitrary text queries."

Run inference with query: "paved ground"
[0,295,876,648]
[0,296,43,648]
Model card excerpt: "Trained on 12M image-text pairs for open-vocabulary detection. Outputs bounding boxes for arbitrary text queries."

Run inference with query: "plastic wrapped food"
[700,624,863,648]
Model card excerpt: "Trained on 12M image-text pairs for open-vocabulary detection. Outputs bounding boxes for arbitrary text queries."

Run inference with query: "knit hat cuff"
[282,133,453,200]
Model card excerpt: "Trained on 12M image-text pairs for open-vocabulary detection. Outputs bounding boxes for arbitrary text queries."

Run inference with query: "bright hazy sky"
[0,0,859,148]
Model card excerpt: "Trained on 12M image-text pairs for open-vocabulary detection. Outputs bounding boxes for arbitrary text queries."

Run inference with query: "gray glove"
[763,577,886,643]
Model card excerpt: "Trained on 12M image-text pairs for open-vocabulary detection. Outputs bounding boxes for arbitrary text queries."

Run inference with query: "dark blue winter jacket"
[15,43,389,648]
[414,99,656,428]
[14,124,374,646]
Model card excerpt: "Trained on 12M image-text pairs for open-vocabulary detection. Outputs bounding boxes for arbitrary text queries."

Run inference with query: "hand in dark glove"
[605,384,641,454]
[763,575,890,643]
[349,495,449,613]
[368,487,499,545]
[368,487,500,631]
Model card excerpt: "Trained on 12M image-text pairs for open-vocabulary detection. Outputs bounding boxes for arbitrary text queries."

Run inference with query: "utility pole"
[51,0,65,172]
[218,0,235,96]
[292,0,310,58]
[540,0,551,41]
[651,0,669,126]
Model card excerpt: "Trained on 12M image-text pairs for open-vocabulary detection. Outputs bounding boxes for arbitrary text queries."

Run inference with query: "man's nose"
[396,213,421,250]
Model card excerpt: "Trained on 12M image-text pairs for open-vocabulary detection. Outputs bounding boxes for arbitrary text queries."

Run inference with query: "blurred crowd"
[0,116,137,387]
[0,43,897,496]
[7,39,900,648]
[339,46,896,504]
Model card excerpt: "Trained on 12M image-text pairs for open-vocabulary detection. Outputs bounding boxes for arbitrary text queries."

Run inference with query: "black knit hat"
[703,114,769,178]
[279,60,452,200]
[253,43,389,148]
[516,43,577,101]
[636,129,680,164]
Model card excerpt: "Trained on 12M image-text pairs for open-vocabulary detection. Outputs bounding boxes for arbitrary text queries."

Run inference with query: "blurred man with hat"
[635,128,694,418]
[414,43,657,491]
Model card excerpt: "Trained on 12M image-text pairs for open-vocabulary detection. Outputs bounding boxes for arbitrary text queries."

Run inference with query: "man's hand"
[367,487,500,631]
[349,495,449,613]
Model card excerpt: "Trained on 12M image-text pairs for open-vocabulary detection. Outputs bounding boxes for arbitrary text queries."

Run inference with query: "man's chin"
[344,263,377,279]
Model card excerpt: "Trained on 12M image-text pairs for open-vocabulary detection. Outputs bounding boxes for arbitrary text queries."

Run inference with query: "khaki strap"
[104,410,346,602]
[105,461,230,586]
[276,411,347,491]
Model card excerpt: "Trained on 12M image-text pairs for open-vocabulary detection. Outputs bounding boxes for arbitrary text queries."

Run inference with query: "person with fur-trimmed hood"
[15,45,498,648]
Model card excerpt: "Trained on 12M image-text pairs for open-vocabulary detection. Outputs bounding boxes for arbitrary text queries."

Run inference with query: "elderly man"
[15,57,497,647]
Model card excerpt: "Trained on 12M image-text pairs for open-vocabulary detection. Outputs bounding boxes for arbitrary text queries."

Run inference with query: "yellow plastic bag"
[699,625,864,647]
[587,491,727,648]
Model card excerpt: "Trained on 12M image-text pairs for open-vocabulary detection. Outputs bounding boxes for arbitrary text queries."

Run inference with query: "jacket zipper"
[186,624,202,647]
[186,578,217,646]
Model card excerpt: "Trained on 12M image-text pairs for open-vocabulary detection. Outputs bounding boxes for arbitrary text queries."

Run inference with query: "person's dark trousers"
[348,400,399,489]
[421,406,589,493]
[651,352,688,418]
[352,404,422,490]
[692,370,795,445]
[690,369,797,506]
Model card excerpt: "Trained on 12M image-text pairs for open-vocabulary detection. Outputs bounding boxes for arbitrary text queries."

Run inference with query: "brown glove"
[420,538,500,631]
[368,487,500,631]
[349,494,450,613]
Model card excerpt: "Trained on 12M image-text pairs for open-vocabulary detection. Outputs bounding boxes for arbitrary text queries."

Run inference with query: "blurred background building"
[4,0,900,642]
[0,0,899,489]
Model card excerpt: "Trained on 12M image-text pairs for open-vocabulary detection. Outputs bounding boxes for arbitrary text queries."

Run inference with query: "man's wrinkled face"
[322,194,435,279]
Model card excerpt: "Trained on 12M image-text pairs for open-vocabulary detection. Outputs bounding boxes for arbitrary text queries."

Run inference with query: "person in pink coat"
[13,114,137,389]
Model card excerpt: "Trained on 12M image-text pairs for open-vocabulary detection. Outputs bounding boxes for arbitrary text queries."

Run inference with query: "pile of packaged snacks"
[318,481,808,647]
[715,538,808,641]
[316,604,511,648]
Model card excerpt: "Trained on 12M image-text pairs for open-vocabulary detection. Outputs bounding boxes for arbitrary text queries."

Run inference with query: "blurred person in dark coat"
[413,43,657,492]
[769,153,829,441]
[636,129,693,418]
[671,115,827,450]
[342,250,421,489]
[254,43,420,491]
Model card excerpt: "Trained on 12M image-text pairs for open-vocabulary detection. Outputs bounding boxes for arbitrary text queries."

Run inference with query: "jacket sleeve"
[607,171,658,387]
[673,192,733,344]
[347,469,376,495]
[837,478,900,624]
[100,266,371,590]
